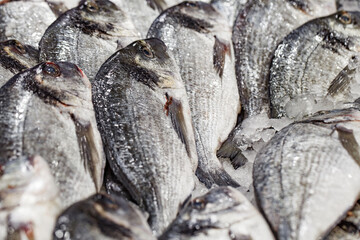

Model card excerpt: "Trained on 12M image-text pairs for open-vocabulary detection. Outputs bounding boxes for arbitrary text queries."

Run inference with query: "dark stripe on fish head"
[25,62,91,107]
[146,0,167,12]
[0,40,38,73]
[166,1,218,33]
[76,0,127,38]
[117,38,181,90]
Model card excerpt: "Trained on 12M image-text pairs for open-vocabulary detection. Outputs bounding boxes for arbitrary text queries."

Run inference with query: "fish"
[270,11,360,119]
[0,1,56,47]
[0,155,61,240]
[0,61,106,209]
[217,0,337,169]
[113,0,183,37]
[0,39,38,87]
[147,1,241,188]
[232,0,336,118]
[92,38,196,235]
[53,193,156,240]
[160,186,275,240]
[253,106,360,240]
[325,200,360,239]
[39,0,140,81]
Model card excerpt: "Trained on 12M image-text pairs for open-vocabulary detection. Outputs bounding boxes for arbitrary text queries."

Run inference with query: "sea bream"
[147,1,241,188]
[53,193,156,240]
[0,155,61,240]
[217,0,337,170]
[253,106,360,240]
[39,0,140,81]
[93,38,196,235]
[0,39,38,87]
[160,186,275,240]
[0,1,56,47]
[0,61,105,209]
[232,0,336,118]
[270,11,360,119]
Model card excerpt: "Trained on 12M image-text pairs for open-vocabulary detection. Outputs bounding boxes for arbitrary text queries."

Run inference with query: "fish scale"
[0,62,105,210]
[148,1,240,188]
[254,109,360,240]
[270,11,360,119]
[232,0,336,118]
[93,39,196,235]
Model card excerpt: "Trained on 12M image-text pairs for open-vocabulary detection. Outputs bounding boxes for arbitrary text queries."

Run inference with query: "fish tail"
[195,165,240,189]
[217,137,247,169]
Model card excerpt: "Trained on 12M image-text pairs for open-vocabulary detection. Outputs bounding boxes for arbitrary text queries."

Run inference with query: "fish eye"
[86,1,99,12]
[337,11,352,24]
[43,62,61,77]
[11,40,26,54]
[193,198,206,210]
[141,46,154,58]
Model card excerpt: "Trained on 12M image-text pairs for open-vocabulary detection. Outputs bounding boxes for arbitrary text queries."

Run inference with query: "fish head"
[189,187,240,215]
[0,40,38,71]
[27,61,91,108]
[120,38,184,89]
[175,187,242,232]
[0,156,58,209]
[76,0,138,39]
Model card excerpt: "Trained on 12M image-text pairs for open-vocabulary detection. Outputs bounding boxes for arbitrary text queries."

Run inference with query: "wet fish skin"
[211,0,247,28]
[53,193,156,240]
[0,61,105,209]
[337,0,360,11]
[0,155,61,240]
[270,11,360,119]
[0,39,39,87]
[232,0,336,118]
[39,0,140,81]
[93,38,196,235]
[148,1,241,188]
[160,186,274,240]
[253,106,360,240]
[0,1,56,47]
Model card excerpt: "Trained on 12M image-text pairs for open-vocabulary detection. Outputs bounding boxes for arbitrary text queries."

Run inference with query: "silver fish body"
[270,11,360,119]
[0,39,38,87]
[0,1,56,47]
[53,193,156,240]
[93,38,196,235]
[232,0,336,118]
[148,1,241,188]
[39,0,140,81]
[160,186,275,240]
[0,62,105,209]
[254,107,360,240]
[0,155,61,240]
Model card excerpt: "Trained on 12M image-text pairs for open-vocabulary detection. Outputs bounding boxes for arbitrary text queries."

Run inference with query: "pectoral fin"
[165,93,190,157]
[336,125,360,166]
[213,36,231,78]
[72,115,104,191]
[328,58,357,96]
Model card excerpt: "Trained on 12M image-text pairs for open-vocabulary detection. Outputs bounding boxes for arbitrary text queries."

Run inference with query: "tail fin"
[217,137,248,169]
[195,166,240,189]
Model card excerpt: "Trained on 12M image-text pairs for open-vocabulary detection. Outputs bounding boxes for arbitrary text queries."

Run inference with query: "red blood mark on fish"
[164,94,173,116]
